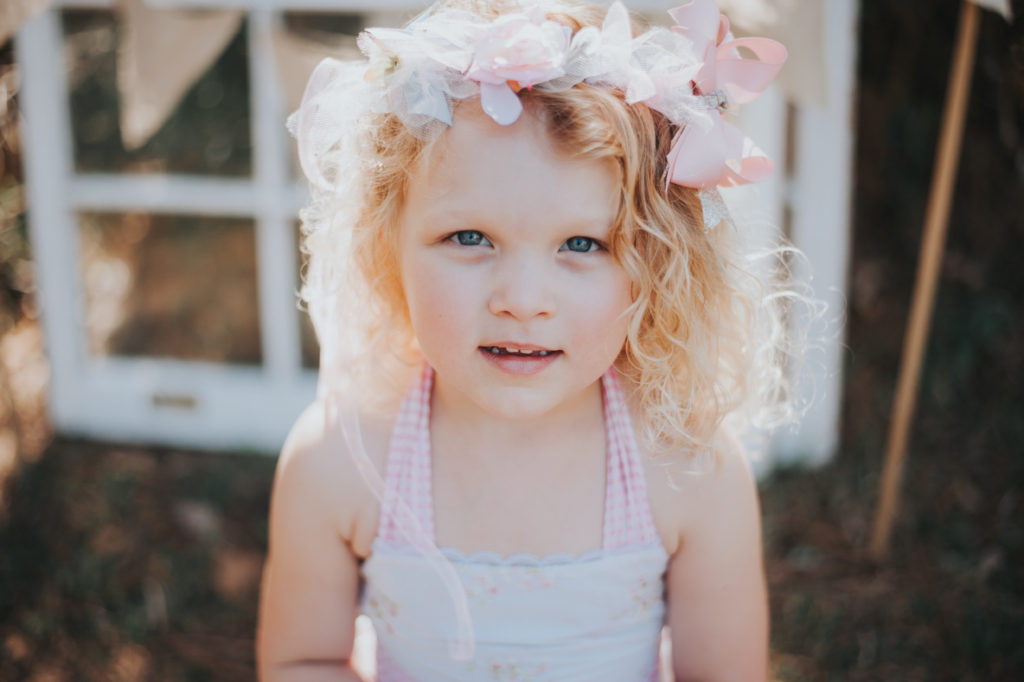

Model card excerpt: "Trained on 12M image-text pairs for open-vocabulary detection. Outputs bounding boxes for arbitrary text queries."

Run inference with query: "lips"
[479,343,562,375]
[482,346,557,357]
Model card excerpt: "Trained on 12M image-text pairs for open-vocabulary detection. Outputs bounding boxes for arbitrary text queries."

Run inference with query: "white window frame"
[16,0,855,464]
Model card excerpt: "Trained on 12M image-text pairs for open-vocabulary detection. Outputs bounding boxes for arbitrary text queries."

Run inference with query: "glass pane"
[283,12,366,41]
[79,212,262,365]
[295,222,319,370]
[63,9,252,176]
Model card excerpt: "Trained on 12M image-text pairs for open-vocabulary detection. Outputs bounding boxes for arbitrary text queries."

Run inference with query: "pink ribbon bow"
[665,0,787,188]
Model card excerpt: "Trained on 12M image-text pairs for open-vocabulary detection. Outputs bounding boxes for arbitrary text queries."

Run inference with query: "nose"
[487,251,556,321]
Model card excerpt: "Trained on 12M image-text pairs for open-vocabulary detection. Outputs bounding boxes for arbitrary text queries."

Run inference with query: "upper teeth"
[488,346,551,356]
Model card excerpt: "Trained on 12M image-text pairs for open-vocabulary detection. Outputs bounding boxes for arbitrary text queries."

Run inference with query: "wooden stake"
[869,0,981,561]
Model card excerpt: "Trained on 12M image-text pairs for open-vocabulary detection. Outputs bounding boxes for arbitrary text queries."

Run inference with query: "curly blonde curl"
[298,0,809,463]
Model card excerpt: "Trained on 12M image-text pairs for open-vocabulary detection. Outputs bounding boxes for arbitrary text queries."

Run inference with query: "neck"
[430,375,605,462]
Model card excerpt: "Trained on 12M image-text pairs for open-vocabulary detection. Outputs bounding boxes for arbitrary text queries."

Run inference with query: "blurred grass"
[0,442,275,681]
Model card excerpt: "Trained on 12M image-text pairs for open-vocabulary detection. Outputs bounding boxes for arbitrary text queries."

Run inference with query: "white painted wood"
[15,10,89,431]
[65,356,318,451]
[68,175,264,216]
[18,6,321,454]
[66,174,307,217]
[726,83,788,251]
[250,8,302,382]
[771,0,858,467]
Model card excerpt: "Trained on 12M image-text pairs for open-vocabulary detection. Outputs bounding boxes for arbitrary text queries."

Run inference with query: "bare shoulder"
[273,400,394,558]
[646,429,769,681]
[615,374,757,554]
[258,401,395,674]
[644,427,760,557]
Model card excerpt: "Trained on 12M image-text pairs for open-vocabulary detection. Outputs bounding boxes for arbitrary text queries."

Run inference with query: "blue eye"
[451,230,487,246]
[562,236,599,253]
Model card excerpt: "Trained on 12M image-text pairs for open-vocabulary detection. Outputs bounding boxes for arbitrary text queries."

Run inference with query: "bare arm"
[665,433,769,682]
[257,403,373,682]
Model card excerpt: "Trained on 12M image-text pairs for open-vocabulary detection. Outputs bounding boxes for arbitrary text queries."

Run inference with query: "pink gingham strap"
[601,367,660,550]
[378,365,658,550]
[377,365,435,545]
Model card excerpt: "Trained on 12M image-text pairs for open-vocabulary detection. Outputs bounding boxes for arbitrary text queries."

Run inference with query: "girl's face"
[398,105,632,420]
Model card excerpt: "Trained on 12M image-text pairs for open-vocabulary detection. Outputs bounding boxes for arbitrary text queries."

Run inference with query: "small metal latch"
[150,393,197,410]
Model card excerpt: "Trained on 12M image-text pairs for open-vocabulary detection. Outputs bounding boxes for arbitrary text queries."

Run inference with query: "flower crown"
[290,0,785,193]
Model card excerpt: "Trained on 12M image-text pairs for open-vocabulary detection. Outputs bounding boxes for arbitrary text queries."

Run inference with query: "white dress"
[360,366,669,681]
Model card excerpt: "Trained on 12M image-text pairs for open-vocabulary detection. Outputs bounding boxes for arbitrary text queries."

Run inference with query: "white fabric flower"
[465,6,571,124]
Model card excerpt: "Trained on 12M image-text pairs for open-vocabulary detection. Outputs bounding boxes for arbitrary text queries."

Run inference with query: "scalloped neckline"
[439,545,607,566]
[438,542,668,567]
[370,538,668,567]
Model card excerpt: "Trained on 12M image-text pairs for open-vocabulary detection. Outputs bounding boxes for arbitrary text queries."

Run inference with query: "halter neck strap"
[377,366,659,550]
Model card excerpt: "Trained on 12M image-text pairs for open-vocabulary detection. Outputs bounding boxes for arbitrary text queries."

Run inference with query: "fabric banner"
[117,0,243,149]
[1,0,53,45]
[968,0,1012,20]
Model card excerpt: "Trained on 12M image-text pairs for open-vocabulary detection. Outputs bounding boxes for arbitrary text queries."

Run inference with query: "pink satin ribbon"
[665,0,787,188]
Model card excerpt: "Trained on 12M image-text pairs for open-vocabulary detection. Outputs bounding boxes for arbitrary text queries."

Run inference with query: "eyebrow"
[418,205,615,235]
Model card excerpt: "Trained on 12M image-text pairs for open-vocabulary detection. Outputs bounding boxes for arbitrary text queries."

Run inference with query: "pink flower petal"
[479,81,523,125]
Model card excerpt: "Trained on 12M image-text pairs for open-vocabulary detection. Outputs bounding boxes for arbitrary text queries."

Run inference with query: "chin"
[471,386,573,420]
[487,377,606,419]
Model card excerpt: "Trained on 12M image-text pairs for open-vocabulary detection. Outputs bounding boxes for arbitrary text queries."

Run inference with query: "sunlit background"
[1,0,1022,680]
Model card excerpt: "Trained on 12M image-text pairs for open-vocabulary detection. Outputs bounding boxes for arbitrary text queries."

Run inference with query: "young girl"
[259,1,798,680]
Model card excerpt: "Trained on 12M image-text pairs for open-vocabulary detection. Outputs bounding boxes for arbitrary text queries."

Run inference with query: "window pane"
[282,12,366,39]
[63,9,252,176]
[79,212,261,365]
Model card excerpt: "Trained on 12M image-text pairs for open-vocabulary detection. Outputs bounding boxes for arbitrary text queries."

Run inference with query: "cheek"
[607,276,635,341]
[402,255,476,344]
[573,267,633,342]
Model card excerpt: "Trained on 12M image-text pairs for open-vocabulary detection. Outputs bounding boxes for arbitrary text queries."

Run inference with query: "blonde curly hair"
[299,0,807,462]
